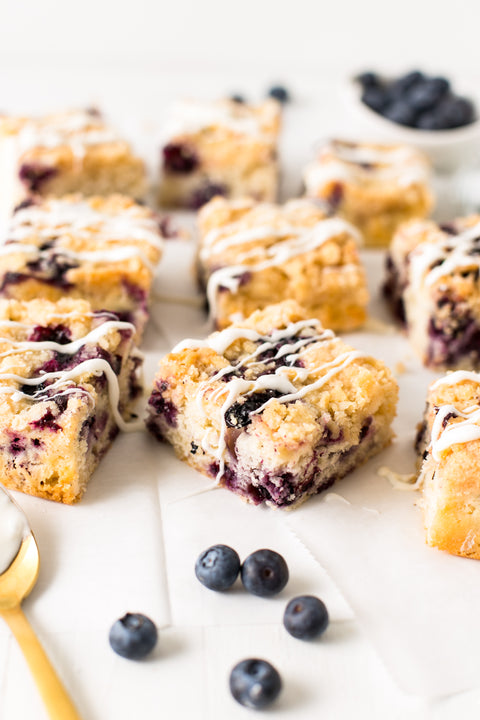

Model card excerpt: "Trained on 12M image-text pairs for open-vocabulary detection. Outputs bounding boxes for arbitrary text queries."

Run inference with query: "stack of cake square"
[0,109,165,502]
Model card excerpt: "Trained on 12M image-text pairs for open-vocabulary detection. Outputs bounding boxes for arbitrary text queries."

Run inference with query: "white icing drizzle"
[8,199,163,250]
[162,99,274,141]
[409,222,480,290]
[16,110,120,162]
[204,217,360,320]
[0,319,141,433]
[304,140,429,193]
[0,486,29,575]
[173,320,364,481]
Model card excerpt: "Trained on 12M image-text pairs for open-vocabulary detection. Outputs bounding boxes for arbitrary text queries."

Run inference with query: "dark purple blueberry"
[283,595,329,640]
[383,101,417,127]
[437,96,476,128]
[28,324,72,345]
[189,182,228,210]
[31,409,61,432]
[361,86,389,113]
[355,71,381,89]
[162,143,198,174]
[147,387,178,428]
[267,84,290,103]
[389,70,425,98]
[190,441,198,454]
[241,549,289,597]
[224,390,282,429]
[230,94,246,104]
[230,658,282,710]
[195,544,240,591]
[415,111,447,130]
[18,163,57,192]
[406,78,450,112]
[9,437,25,454]
[109,613,158,660]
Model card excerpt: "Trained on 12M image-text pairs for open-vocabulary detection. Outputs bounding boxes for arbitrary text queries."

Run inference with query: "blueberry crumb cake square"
[0,297,142,504]
[416,371,480,559]
[0,194,164,340]
[197,196,368,331]
[158,98,281,209]
[384,215,480,369]
[0,108,147,220]
[147,301,398,509]
[303,139,433,248]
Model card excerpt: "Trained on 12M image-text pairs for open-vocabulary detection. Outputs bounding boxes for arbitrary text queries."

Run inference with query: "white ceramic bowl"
[343,76,480,172]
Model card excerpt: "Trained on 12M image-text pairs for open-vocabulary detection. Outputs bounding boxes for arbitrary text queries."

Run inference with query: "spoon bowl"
[0,494,82,720]
[0,533,39,610]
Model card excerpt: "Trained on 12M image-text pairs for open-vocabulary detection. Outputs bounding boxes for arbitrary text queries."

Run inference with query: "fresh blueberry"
[361,87,389,114]
[162,143,198,174]
[195,544,240,591]
[383,100,417,126]
[229,658,282,709]
[355,71,381,89]
[438,96,476,128]
[415,111,446,130]
[406,78,449,112]
[267,85,290,103]
[241,549,289,597]
[230,94,246,104]
[109,613,158,660]
[389,70,424,98]
[283,595,329,640]
[224,390,282,429]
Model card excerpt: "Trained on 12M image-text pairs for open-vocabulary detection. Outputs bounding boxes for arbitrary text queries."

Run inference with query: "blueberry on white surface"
[283,595,329,640]
[109,613,158,660]
[267,85,290,103]
[241,549,289,597]
[195,544,240,591]
[229,658,282,709]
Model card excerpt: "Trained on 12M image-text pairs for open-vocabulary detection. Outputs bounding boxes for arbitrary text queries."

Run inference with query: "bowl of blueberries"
[346,69,480,171]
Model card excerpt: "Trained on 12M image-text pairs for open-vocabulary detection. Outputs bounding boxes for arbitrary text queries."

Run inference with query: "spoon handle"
[1,605,83,720]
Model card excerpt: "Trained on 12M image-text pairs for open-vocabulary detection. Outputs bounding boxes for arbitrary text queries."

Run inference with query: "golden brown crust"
[197,197,368,331]
[420,375,480,558]
[304,140,434,247]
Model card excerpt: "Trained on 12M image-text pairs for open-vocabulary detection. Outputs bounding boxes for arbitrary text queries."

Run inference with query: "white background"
[1,2,480,719]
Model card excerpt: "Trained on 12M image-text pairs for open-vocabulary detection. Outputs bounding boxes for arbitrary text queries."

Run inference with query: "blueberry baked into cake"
[147,301,398,509]
[0,194,164,340]
[0,297,142,504]
[158,98,281,209]
[0,108,147,220]
[303,139,433,247]
[416,371,480,559]
[384,215,480,369]
[197,196,368,331]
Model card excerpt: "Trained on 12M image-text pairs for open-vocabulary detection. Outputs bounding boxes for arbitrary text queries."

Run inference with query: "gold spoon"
[0,531,83,719]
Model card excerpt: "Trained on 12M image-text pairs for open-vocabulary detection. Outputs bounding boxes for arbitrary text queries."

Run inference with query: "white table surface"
[1,66,480,720]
